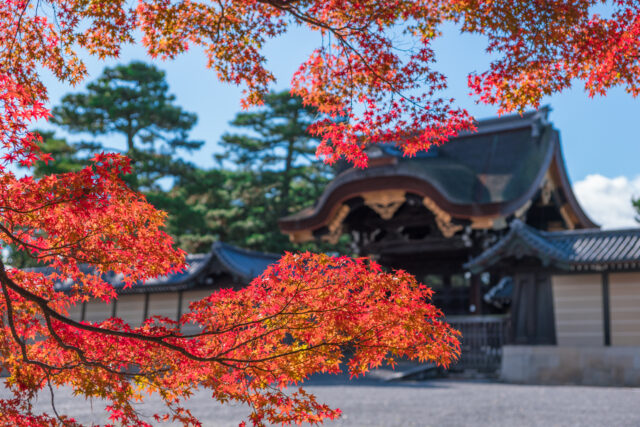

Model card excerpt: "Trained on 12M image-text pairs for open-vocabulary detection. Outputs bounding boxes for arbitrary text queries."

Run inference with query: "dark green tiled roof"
[311,109,554,214]
[392,125,551,204]
[280,107,597,232]
[25,242,281,294]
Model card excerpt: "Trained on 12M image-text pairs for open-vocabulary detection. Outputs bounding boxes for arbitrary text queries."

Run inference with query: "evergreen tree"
[41,84,345,255]
[219,90,328,216]
[210,90,338,253]
[51,61,202,190]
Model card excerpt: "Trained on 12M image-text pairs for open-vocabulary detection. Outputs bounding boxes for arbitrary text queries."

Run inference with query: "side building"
[465,220,640,385]
[46,242,280,333]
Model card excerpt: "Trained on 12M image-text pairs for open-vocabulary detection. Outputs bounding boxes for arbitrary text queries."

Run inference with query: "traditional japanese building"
[38,107,640,385]
[279,107,596,316]
[279,107,640,385]
[465,220,640,385]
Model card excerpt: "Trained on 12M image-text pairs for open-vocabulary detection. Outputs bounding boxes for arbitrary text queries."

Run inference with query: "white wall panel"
[65,303,83,322]
[147,292,180,322]
[83,299,114,324]
[552,274,603,346]
[114,294,146,328]
[181,289,214,334]
[610,273,640,346]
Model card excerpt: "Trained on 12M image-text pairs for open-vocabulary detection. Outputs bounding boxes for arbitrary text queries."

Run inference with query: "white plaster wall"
[181,289,214,334]
[83,299,114,323]
[65,302,83,322]
[501,345,640,386]
[147,292,180,322]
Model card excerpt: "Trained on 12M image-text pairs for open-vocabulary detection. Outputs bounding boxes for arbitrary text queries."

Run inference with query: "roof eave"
[464,220,570,273]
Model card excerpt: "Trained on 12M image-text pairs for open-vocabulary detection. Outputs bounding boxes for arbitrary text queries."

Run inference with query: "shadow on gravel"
[302,360,494,389]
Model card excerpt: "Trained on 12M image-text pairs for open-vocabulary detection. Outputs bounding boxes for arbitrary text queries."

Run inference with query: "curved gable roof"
[211,242,281,282]
[280,108,596,234]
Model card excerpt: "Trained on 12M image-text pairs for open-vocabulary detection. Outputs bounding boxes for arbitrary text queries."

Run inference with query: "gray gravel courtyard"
[3,374,640,426]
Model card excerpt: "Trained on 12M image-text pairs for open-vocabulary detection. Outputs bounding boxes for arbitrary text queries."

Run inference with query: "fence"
[447,315,510,373]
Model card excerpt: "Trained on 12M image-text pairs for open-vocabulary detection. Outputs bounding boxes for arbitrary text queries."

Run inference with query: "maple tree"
[1,0,638,425]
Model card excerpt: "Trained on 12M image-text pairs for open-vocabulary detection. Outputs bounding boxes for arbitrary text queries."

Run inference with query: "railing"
[447,315,510,373]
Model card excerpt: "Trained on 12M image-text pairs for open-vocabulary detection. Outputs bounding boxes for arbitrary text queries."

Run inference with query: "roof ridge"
[467,219,640,272]
[463,219,568,272]
[541,227,640,238]
[212,241,281,260]
[473,106,550,126]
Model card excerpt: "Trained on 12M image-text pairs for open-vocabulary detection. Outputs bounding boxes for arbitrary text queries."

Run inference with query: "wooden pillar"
[177,290,184,321]
[511,273,537,344]
[142,293,150,323]
[509,274,522,344]
[602,272,611,346]
[441,275,452,313]
[534,273,556,345]
[523,274,537,340]
[511,272,556,345]
[469,274,483,314]
[442,275,451,288]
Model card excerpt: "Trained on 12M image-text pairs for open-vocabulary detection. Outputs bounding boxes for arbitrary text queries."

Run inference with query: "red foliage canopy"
[0,0,638,425]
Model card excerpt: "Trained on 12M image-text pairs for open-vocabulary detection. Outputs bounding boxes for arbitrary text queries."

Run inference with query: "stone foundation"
[501,345,640,386]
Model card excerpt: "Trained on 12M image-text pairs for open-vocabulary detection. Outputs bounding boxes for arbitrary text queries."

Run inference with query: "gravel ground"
[2,373,640,427]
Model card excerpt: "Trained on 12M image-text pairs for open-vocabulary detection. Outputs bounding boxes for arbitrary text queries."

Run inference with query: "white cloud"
[573,174,640,229]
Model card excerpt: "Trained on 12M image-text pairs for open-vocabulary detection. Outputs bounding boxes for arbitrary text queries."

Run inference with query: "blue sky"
[36,24,640,228]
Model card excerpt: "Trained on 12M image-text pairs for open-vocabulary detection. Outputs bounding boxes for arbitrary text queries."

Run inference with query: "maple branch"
[6,0,30,60]
[0,222,102,266]
[0,260,353,367]
[0,257,396,383]
[260,0,430,113]
[44,370,68,427]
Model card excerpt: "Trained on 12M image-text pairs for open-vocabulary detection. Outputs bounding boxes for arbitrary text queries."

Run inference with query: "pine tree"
[212,90,336,252]
[31,130,88,178]
[51,61,202,190]
[219,90,328,216]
